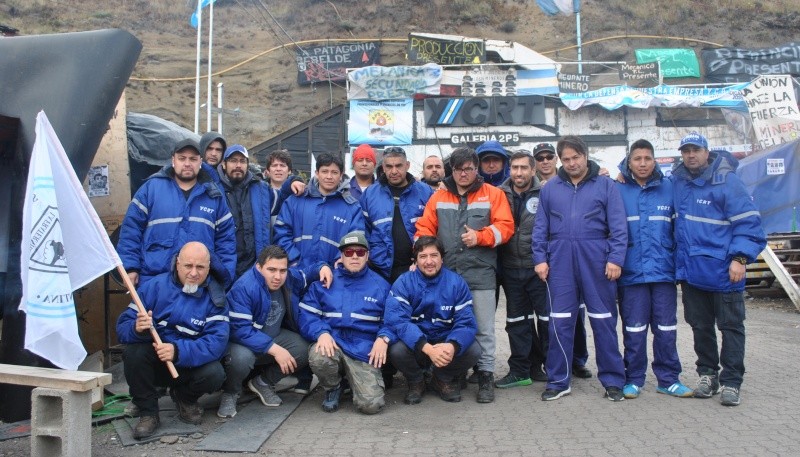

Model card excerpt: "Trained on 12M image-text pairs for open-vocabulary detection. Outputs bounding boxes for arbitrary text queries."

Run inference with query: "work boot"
[322,384,343,412]
[404,379,426,405]
[429,375,461,402]
[132,415,160,440]
[170,389,203,425]
[476,370,495,403]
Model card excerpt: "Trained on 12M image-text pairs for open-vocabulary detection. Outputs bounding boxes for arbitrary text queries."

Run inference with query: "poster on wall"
[441,67,559,97]
[742,74,800,150]
[348,99,413,145]
[87,164,109,197]
[347,64,442,100]
[296,42,381,85]
[701,42,800,83]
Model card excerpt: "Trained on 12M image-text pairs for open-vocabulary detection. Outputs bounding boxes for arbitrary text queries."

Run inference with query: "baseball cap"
[173,138,202,157]
[224,144,249,161]
[678,132,708,150]
[532,143,556,157]
[338,231,369,250]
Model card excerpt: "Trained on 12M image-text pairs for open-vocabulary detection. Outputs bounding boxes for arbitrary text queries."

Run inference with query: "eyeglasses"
[535,155,555,162]
[453,167,477,174]
[342,247,367,257]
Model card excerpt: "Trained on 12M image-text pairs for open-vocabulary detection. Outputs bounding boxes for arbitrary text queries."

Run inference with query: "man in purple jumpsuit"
[533,135,628,402]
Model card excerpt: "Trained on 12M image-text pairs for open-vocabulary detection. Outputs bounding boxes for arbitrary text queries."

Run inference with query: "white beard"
[182,283,200,294]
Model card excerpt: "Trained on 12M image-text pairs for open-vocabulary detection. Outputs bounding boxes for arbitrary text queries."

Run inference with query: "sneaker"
[530,366,548,382]
[476,371,495,403]
[248,377,283,407]
[572,364,593,379]
[720,385,741,406]
[495,373,533,388]
[288,378,312,395]
[605,387,625,402]
[429,375,461,402]
[217,392,239,418]
[657,382,694,398]
[170,389,203,424]
[132,415,160,440]
[404,379,426,405]
[623,384,640,399]
[694,375,721,399]
[541,387,571,401]
[467,370,480,384]
[322,384,343,412]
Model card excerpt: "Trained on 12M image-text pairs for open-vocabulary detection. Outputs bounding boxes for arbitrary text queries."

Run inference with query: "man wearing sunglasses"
[532,142,593,380]
[415,147,514,403]
[299,232,393,414]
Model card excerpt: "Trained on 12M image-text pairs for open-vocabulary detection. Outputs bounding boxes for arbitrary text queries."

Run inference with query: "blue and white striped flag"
[190,0,217,28]
[19,111,122,370]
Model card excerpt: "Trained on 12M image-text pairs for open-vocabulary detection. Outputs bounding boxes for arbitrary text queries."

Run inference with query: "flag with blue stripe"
[190,0,217,28]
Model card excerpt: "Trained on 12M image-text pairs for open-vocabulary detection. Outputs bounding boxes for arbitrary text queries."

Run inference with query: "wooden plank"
[760,246,800,312]
[0,363,112,392]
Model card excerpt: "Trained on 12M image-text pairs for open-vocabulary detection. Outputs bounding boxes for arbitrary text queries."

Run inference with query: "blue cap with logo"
[224,144,249,161]
[678,132,708,151]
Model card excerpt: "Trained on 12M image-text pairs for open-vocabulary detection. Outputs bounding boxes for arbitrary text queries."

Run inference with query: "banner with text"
[441,68,559,97]
[742,75,800,151]
[619,62,660,85]
[701,42,800,83]
[560,83,749,111]
[348,99,413,145]
[635,48,700,78]
[558,72,591,93]
[347,64,442,100]
[296,42,380,85]
[408,33,485,65]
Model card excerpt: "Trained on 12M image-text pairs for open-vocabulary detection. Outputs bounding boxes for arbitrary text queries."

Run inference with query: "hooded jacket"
[117,164,237,288]
[476,140,510,187]
[116,266,230,368]
[532,160,628,269]
[199,132,226,182]
[384,267,477,356]
[616,156,675,286]
[299,264,393,363]
[499,175,542,269]
[273,177,366,268]
[227,261,327,355]
[360,173,433,279]
[672,150,766,292]
[415,175,514,290]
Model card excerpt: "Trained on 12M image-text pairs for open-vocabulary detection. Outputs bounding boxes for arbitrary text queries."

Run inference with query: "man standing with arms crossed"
[415,147,514,403]
[672,132,766,407]
[533,135,628,401]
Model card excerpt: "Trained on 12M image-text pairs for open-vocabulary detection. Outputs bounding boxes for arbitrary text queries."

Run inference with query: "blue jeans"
[681,283,746,388]
[222,329,310,394]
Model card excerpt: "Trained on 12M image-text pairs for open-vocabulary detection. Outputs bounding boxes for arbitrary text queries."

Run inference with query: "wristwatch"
[379,335,390,344]
[732,255,748,265]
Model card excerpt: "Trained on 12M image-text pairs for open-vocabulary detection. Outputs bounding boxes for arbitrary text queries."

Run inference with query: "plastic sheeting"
[737,140,800,235]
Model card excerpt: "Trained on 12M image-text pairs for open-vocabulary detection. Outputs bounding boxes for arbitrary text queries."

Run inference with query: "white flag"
[19,111,122,370]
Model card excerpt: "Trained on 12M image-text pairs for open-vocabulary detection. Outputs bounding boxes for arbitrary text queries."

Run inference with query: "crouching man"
[117,242,229,439]
[218,245,332,418]
[299,231,393,414]
[385,236,480,404]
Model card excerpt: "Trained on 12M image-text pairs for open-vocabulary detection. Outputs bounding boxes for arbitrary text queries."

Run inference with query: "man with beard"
[421,155,446,190]
[496,151,548,387]
[200,131,226,182]
[117,242,229,439]
[533,135,628,402]
[217,144,304,280]
[415,147,514,403]
[118,138,236,289]
[385,236,480,404]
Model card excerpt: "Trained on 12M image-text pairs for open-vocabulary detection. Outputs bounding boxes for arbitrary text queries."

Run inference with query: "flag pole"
[116,266,179,378]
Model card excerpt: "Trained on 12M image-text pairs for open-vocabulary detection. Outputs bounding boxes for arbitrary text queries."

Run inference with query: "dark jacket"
[498,176,542,269]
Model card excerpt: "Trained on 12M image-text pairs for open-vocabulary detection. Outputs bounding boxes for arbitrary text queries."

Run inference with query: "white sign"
[742,75,800,151]
[766,158,785,175]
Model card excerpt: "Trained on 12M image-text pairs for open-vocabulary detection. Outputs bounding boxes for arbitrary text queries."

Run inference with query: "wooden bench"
[0,363,112,457]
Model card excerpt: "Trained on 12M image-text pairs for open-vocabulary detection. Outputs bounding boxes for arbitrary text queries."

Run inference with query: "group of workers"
[114,130,766,440]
